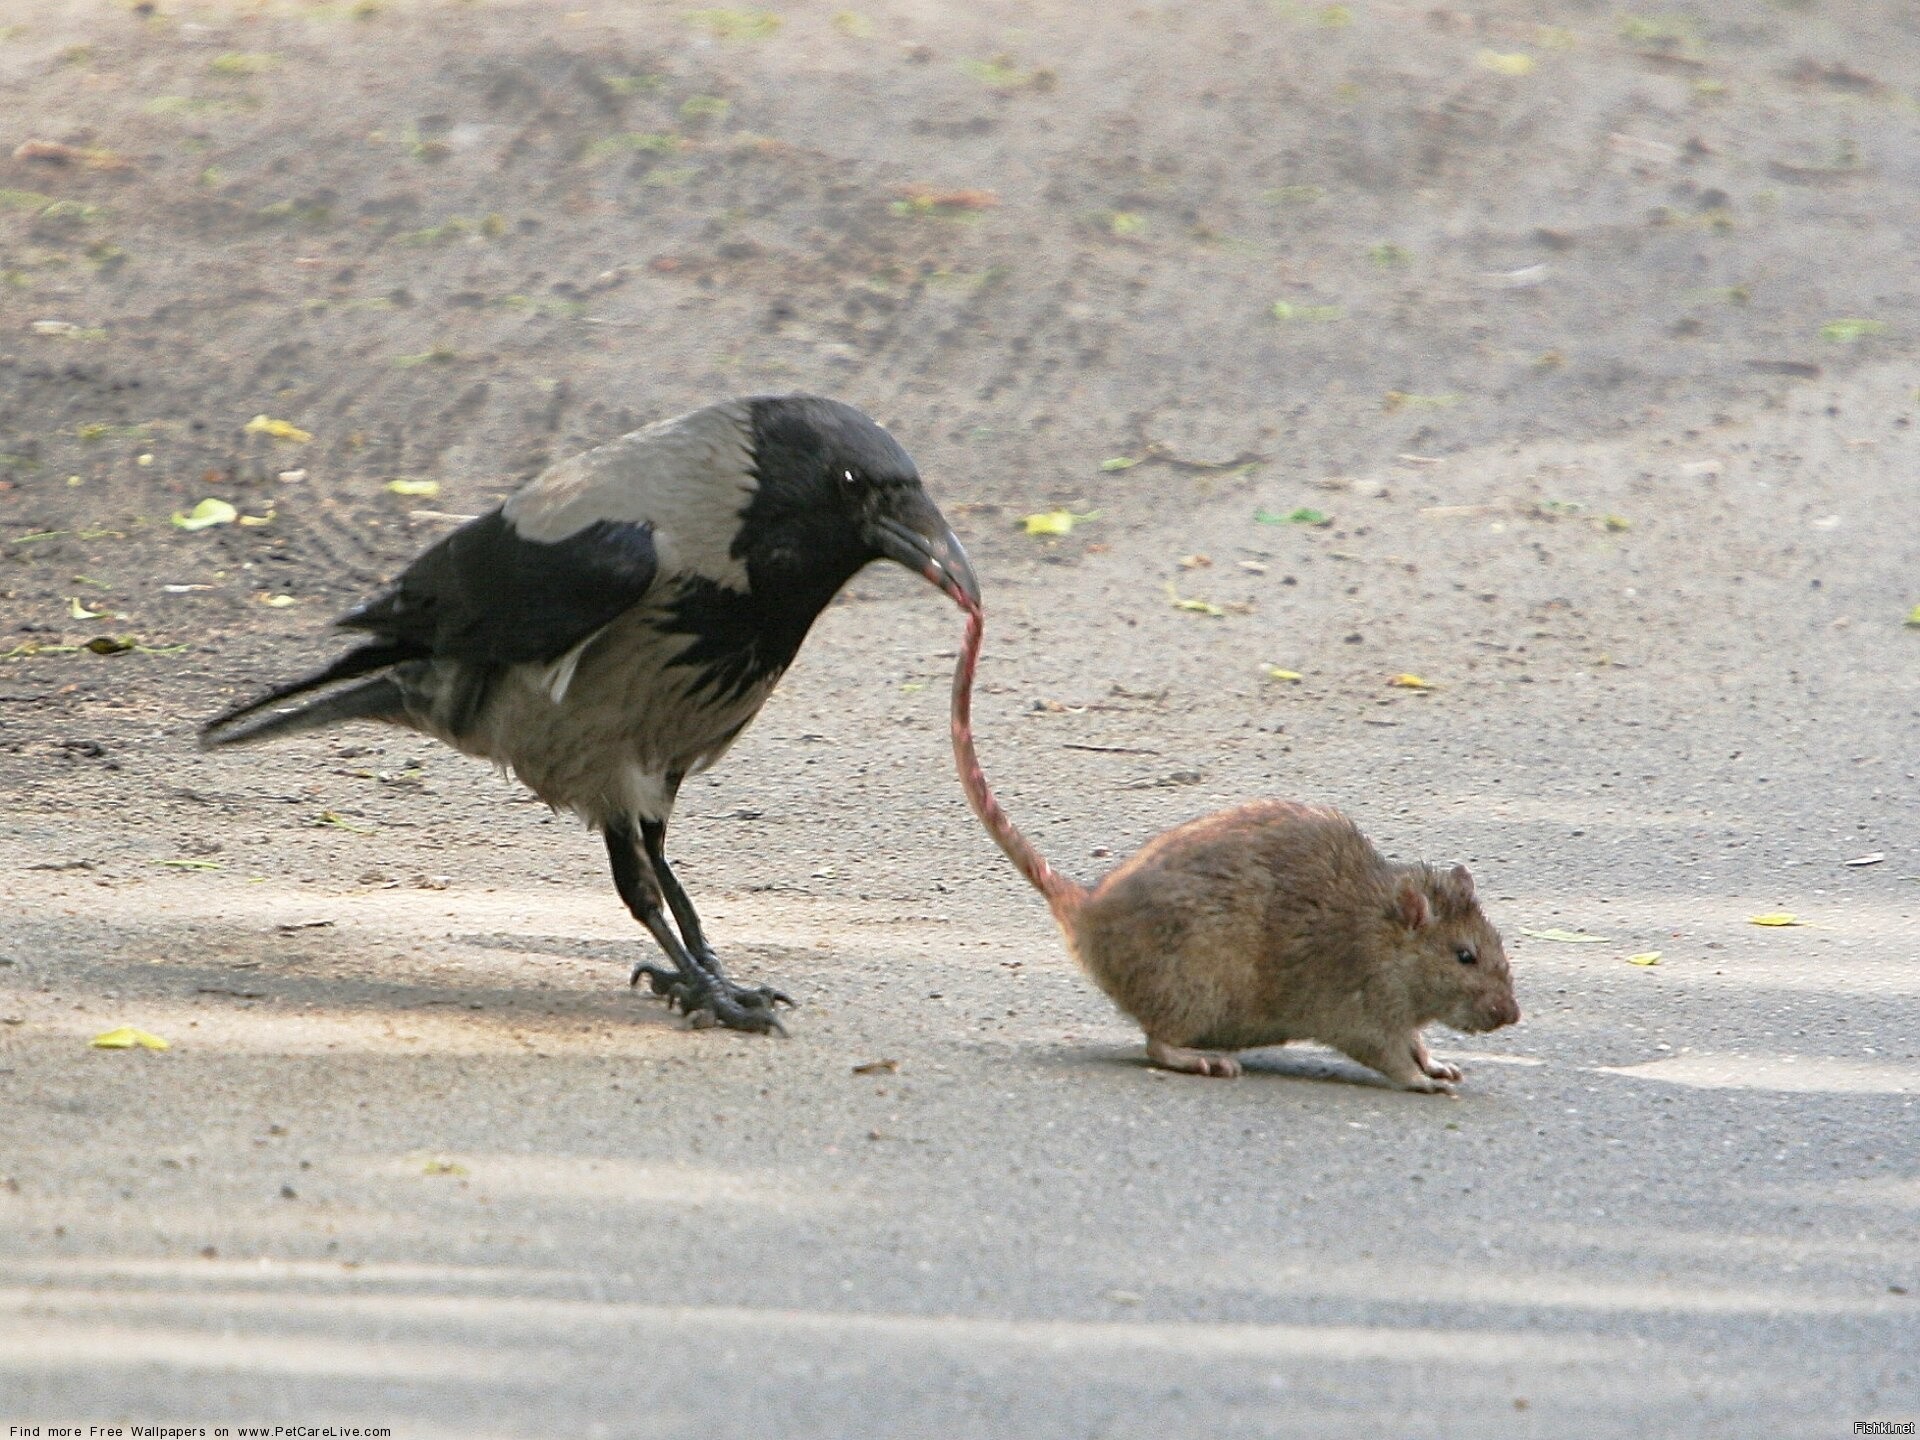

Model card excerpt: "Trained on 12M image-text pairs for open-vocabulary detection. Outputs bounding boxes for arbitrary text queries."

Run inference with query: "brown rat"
[950,600,1519,1091]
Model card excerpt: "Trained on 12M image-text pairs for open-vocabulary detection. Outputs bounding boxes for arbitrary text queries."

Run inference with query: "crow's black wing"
[339,508,660,666]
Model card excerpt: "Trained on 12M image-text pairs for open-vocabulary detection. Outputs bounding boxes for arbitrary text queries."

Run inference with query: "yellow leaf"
[1750,912,1801,927]
[237,510,275,527]
[244,414,313,444]
[261,594,298,608]
[1905,603,1920,628]
[171,498,238,531]
[67,596,104,620]
[1024,510,1076,536]
[1164,581,1225,617]
[386,478,441,498]
[91,1025,170,1051]
[1627,952,1662,966]
[422,1158,468,1176]
[1388,673,1435,690]
[1520,927,1610,943]
[1478,50,1535,75]
[1262,664,1303,682]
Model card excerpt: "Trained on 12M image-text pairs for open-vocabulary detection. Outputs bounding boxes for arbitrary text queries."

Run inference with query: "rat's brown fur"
[951,602,1519,1091]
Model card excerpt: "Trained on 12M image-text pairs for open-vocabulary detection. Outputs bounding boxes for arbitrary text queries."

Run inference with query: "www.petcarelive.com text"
[8,1428,392,1438]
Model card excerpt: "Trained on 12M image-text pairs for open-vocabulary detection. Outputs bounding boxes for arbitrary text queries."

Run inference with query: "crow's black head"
[741,395,979,615]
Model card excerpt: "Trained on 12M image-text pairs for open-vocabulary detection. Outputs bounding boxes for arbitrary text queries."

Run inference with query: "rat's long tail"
[951,600,1089,930]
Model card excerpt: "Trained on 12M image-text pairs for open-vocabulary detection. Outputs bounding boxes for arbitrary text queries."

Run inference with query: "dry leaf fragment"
[1844,853,1885,867]
[14,139,130,169]
[261,594,298,608]
[1627,952,1663,966]
[67,596,107,620]
[315,810,374,834]
[1520,928,1610,943]
[171,498,237,531]
[896,184,999,211]
[1477,51,1535,76]
[1164,581,1225,617]
[1749,912,1801,926]
[851,1058,900,1075]
[1388,673,1435,690]
[244,415,313,444]
[91,1025,170,1051]
[421,1159,468,1176]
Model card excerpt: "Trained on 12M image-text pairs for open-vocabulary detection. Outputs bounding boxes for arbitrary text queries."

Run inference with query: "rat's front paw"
[1411,1039,1461,1085]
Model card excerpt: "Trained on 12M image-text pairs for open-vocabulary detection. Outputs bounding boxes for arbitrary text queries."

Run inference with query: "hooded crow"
[201,395,979,1033]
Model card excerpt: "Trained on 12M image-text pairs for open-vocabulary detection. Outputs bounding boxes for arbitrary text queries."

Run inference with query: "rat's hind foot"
[1147,1037,1243,1078]
[630,961,790,1035]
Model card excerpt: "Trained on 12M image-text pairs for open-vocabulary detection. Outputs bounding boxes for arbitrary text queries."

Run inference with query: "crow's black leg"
[603,820,783,1036]
[641,818,793,1012]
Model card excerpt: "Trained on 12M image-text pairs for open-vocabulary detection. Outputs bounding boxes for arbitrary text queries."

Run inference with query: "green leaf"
[172,498,238,531]
[1819,318,1887,343]
[1254,507,1330,526]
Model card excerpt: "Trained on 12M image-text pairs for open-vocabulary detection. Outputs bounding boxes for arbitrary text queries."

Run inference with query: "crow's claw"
[687,986,788,1036]
[631,961,789,1035]
[730,983,794,1011]
[689,950,794,1011]
[629,962,688,1001]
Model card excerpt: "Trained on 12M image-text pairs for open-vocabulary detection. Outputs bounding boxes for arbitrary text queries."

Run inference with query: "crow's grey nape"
[195,394,976,1035]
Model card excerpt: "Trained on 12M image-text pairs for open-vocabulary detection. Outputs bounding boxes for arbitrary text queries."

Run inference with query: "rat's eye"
[1455,946,1478,965]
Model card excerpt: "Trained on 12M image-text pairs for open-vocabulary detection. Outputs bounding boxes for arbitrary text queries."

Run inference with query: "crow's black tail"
[199,644,412,749]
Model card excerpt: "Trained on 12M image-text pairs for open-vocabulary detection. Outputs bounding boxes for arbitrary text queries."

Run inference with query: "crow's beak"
[872,513,982,609]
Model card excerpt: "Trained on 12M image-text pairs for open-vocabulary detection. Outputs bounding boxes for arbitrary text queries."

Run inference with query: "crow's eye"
[840,468,859,489]
[1456,947,1477,965]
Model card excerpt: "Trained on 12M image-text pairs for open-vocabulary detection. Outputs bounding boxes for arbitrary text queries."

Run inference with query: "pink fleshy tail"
[950,599,1087,928]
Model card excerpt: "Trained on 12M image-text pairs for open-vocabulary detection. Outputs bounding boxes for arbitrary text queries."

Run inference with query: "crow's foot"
[690,948,794,1011]
[629,961,790,1035]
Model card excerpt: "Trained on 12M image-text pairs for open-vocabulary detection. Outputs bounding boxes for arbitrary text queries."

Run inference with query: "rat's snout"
[1488,993,1521,1030]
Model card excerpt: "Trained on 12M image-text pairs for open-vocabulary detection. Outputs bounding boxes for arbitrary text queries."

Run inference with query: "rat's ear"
[1395,877,1433,930]
[1446,863,1476,903]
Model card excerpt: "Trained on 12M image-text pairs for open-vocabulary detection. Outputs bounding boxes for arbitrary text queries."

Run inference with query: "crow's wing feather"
[339,509,660,666]
[341,403,758,666]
